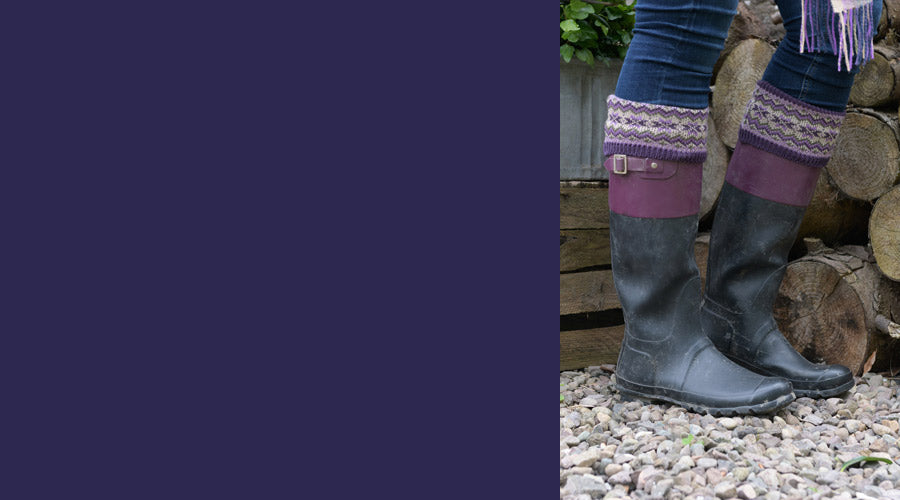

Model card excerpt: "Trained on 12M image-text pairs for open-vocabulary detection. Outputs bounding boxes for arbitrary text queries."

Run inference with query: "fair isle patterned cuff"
[739,81,845,167]
[602,95,708,163]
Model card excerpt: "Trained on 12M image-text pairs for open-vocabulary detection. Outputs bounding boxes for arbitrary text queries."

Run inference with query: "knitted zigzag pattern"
[739,81,845,167]
[602,95,708,163]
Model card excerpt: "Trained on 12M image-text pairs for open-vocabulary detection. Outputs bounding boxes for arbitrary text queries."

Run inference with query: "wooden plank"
[560,229,611,272]
[560,270,620,315]
[560,185,610,229]
[560,235,710,315]
[560,325,626,371]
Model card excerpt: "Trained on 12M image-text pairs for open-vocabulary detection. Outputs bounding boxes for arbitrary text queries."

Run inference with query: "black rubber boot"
[602,95,794,415]
[611,210,795,415]
[701,183,855,398]
[700,81,855,399]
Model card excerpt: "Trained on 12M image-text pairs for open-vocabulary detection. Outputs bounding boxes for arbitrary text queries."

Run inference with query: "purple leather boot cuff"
[605,155,702,218]
[726,141,822,207]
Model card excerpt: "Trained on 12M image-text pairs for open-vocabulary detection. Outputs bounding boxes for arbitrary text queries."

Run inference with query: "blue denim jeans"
[615,0,882,111]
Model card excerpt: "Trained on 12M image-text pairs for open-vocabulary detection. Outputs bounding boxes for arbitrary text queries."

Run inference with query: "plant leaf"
[565,0,595,20]
[560,19,579,32]
[840,456,893,471]
[560,44,575,62]
[575,48,594,65]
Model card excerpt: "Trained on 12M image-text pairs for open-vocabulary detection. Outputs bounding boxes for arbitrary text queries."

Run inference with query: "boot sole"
[723,355,856,399]
[792,378,855,399]
[615,381,795,417]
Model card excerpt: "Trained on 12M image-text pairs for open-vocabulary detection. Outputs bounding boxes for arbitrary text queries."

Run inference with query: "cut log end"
[870,185,900,281]
[849,44,900,107]
[826,110,900,202]
[775,260,869,374]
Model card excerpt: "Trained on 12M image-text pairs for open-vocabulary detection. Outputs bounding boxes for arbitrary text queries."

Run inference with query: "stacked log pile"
[560,0,900,372]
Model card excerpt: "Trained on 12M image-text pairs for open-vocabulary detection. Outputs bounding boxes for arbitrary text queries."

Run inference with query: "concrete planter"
[560,58,623,180]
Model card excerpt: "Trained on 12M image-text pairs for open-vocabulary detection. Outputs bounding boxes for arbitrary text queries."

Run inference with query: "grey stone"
[737,484,758,499]
[604,463,623,476]
[759,468,780,487]
[637,467,662,492]
[803,414,824,426]
[733,467,751,481]
[564,474,611,499]
[735,426,757,439]
[571,448,602,468]
[720,418,738,430]
[607,470,632,486]
[817,469,840,484]
[565,412,582,429]
[714,481,737,499]
[651,478,674,498]
[673,455,695,473]
[697,457,718,469]
[581,396,601,407]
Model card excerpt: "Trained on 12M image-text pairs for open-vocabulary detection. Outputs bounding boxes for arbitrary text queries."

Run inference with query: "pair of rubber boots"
[604,84,855,416]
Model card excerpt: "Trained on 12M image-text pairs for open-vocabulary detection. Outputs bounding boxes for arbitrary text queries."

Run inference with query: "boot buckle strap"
[604,155,672,177]
[612,154,628,174]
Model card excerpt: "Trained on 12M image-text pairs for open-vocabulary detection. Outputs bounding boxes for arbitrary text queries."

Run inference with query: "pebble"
[714,481,737,498]
[719,418,738,430]
[571,449,601,467]
[651,478,673,498]
[564,474,610,498]
[733,466,750,481]
[606,470,631,486]
[560,369,900,500]
[737,483,758,499]
[781,426,799,439]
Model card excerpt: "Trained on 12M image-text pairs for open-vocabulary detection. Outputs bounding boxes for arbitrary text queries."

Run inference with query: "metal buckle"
[612,154,627,174]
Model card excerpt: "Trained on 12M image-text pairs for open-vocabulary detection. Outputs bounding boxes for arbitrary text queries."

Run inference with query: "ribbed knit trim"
[603,95,708,163]
[738,81,845,167]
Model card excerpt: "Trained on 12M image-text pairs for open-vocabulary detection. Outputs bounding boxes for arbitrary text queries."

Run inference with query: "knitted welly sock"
[738,80,845,167]
[602,95,709,163]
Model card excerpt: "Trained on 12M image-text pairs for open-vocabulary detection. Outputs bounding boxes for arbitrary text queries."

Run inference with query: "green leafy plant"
[560,0,635,66]
[840,456,893,471]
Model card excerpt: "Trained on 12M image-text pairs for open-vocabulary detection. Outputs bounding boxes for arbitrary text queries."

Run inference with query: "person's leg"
[701,0,881,397]
[603,0,794,415]
[613,0,739,108]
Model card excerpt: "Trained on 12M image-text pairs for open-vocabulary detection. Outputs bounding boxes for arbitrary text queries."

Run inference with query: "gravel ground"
[560,367,900,500]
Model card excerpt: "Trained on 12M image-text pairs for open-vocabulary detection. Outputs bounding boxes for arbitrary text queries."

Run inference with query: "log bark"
[849,43,900,108]
[870,184,900,281]
[774,241,900,374]
[700,116,730,221]
[712,3,774,84]
[877,0,900,41]
[712,38,776,149]
[825,108,900,202]
[796,169,871,247]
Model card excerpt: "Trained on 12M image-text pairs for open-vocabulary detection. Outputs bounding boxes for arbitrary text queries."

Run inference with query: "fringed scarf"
[801,0,876,71]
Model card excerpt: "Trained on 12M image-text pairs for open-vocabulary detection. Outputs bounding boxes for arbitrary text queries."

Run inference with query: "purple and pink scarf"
[801,0,876,70]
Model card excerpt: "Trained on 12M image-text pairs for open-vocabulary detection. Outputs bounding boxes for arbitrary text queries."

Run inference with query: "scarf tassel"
[801,0,875,71]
